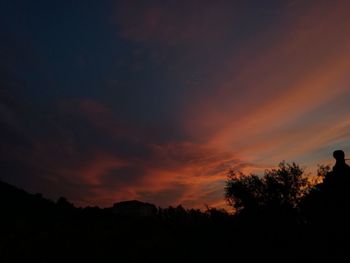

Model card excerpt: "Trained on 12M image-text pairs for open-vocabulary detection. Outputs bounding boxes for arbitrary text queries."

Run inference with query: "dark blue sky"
[1,0,350,208]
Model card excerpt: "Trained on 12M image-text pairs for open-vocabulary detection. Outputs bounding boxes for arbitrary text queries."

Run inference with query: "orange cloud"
[80,1,350,209]
[4,1,350,211]
[59,152,129,187]
[180,0,350,173]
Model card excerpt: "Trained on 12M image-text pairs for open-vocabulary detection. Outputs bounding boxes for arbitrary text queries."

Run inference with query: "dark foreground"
[1,178,350,262]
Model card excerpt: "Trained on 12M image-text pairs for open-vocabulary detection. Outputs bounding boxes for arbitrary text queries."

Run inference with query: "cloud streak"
[1,0,350,210]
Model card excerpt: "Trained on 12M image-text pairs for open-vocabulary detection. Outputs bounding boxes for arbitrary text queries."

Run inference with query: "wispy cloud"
[2,0,350,210]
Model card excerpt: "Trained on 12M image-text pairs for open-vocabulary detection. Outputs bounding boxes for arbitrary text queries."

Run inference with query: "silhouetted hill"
[0,180,56,215]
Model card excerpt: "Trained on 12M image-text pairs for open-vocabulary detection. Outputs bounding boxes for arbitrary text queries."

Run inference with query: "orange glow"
[78,1,350,208]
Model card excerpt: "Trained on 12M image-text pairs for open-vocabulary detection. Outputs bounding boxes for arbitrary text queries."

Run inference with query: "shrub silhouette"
[225,161,311,215]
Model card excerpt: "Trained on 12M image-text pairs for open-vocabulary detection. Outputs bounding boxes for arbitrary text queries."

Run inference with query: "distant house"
[112,200,157,217]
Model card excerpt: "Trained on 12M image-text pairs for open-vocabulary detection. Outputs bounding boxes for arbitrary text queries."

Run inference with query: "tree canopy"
[225,162,311,214]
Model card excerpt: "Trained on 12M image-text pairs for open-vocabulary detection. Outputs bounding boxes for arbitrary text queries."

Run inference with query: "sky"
[1,0,350,209]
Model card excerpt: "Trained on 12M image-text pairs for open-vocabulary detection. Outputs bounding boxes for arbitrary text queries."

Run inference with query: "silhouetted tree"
[225,162,311,215]
[317,164,331,179]
[300,166,330,225]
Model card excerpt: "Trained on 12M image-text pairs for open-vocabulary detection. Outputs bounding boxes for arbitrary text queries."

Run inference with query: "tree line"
[1,150,350,261]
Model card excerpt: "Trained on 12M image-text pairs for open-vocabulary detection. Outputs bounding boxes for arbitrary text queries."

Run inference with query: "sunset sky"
[1,0,350,209]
